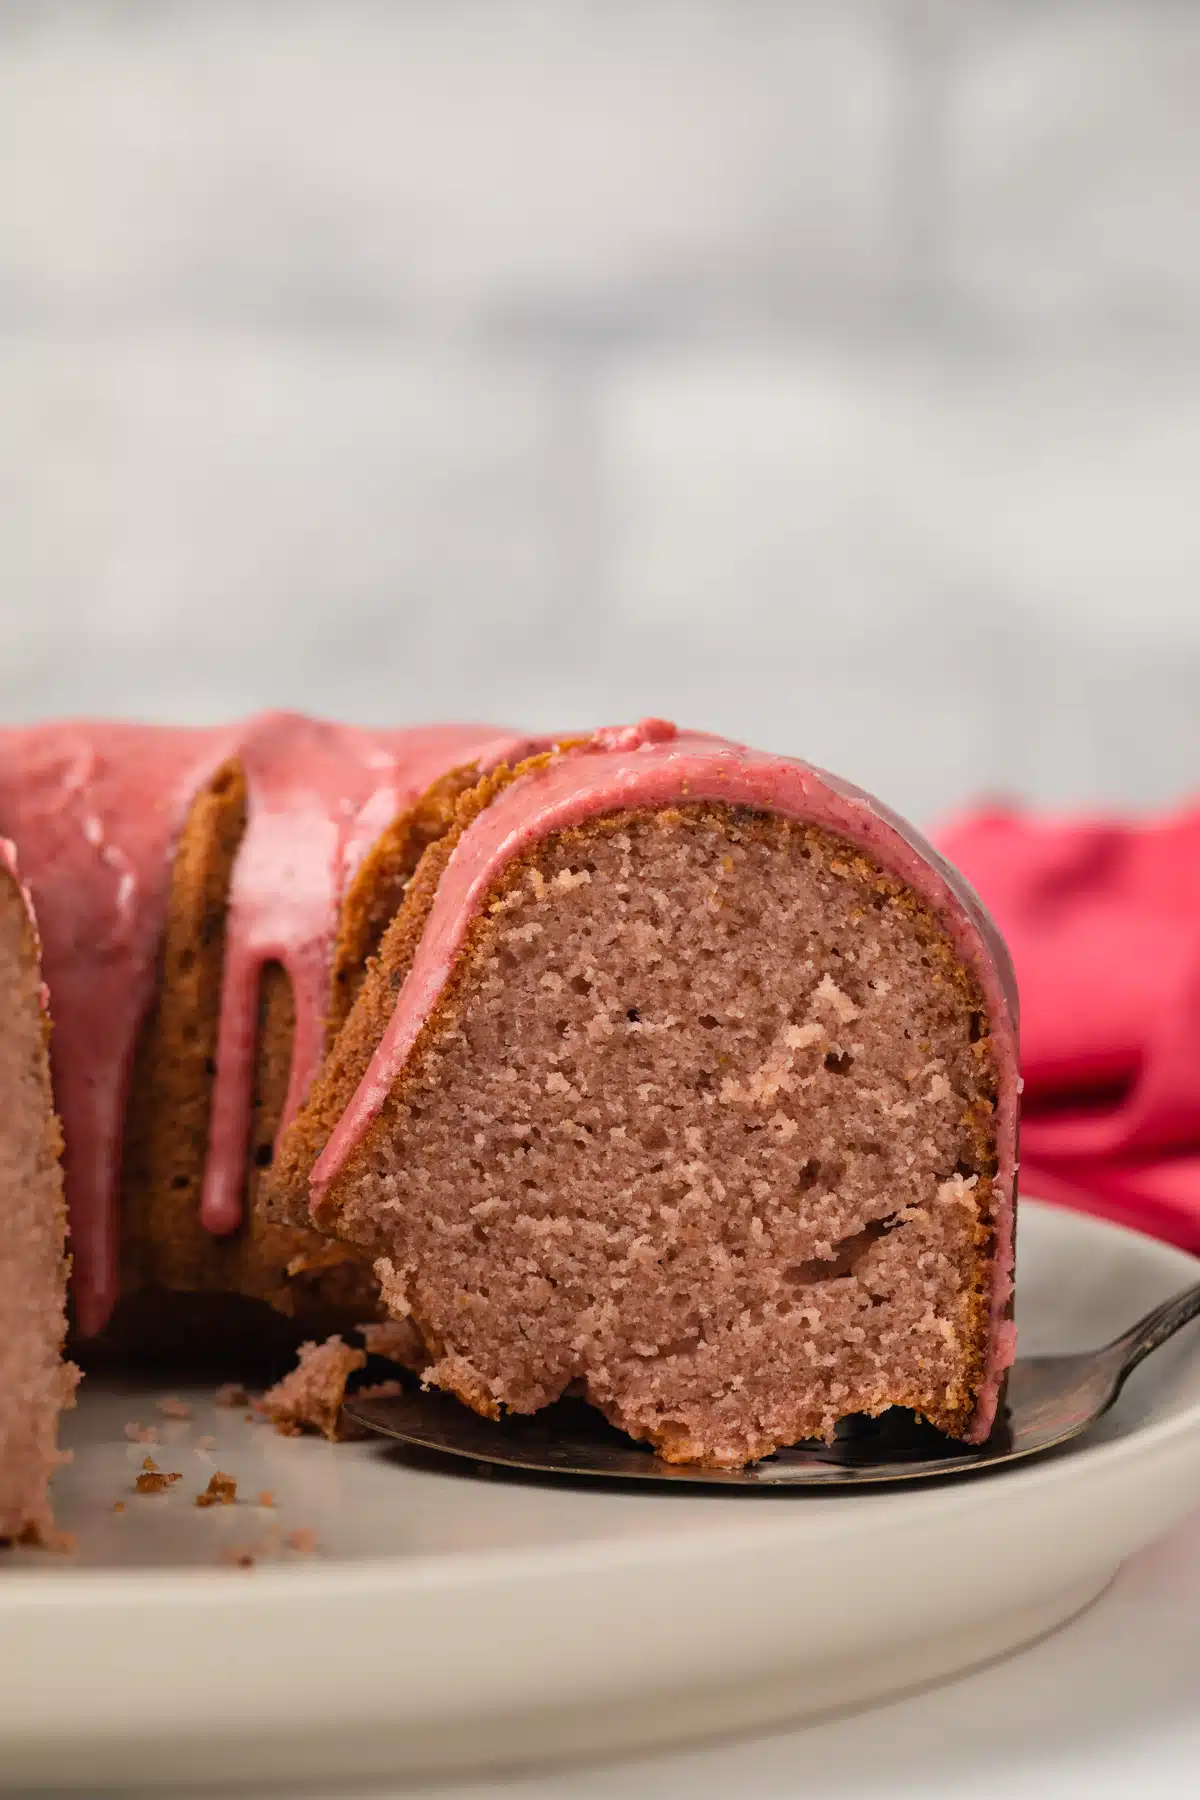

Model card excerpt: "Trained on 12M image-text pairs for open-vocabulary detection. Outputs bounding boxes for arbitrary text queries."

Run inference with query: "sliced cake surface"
[277,723,1020,1467]
[0,844,76,1541]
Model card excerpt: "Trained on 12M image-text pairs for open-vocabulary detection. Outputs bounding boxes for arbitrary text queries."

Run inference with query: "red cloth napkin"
[934,803,1200,1251]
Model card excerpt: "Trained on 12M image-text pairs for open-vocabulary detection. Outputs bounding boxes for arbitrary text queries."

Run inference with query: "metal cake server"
[344,1277,1200,1486]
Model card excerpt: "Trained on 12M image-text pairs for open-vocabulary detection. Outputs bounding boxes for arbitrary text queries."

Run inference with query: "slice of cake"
[0,845,76,1541]
[272,723,1019,1469]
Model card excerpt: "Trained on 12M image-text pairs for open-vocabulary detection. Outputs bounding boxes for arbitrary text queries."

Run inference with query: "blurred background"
[1,0,1197,823]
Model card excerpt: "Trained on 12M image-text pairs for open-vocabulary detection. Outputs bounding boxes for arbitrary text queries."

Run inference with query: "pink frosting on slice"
[311,721,1020,1442]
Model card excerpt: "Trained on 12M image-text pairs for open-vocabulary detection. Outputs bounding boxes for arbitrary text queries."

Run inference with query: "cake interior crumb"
[332,807,998,1466]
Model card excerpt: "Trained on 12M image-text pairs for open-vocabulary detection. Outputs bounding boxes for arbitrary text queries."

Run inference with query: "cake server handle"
[1101,1278,1200,1397]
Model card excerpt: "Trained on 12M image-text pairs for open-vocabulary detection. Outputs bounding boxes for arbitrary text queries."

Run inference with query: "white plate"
[3,1198,1200,1791]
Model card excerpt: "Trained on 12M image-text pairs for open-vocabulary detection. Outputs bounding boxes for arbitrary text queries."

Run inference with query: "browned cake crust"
[119,757,247,1297]
[278,800,1001,1465]
[114,758,376,1344]
[327,762,485,1039]
[245,961,378,1317]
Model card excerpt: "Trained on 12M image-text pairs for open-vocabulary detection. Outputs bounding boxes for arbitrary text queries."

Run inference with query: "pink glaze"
[0,717,522,1332]
[311,721,1021,1442]
[199,717,528,1236]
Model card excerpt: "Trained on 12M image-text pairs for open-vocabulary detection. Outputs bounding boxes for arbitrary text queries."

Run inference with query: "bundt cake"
[0,713,1018,1508]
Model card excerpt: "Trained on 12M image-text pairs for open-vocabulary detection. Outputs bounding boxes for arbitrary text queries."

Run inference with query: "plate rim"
[4,1195,1198,1611]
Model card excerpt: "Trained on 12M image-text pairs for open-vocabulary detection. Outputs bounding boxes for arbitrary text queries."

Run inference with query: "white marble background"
[1,0,1197,822]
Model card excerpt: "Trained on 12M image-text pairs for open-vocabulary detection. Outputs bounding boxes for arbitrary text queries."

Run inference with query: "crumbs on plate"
[194,1471,238,1508]
[134,1456,182,1495]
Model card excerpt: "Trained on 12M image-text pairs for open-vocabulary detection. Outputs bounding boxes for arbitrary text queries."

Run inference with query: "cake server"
[344,1276,1200,1486]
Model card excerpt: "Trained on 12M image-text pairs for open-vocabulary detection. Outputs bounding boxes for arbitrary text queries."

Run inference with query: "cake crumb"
[215,1382,251,1408]
[256,1337,366,1440]
[284,1527,318,1553]
[257,1490,276,1508]
[135,1468,182,1495]
[194,1471,238,1508]
[123,1421,158,1444]
[219,1545,255,1569]
[157,1395,192,1420]
[112,1501,125,1514]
